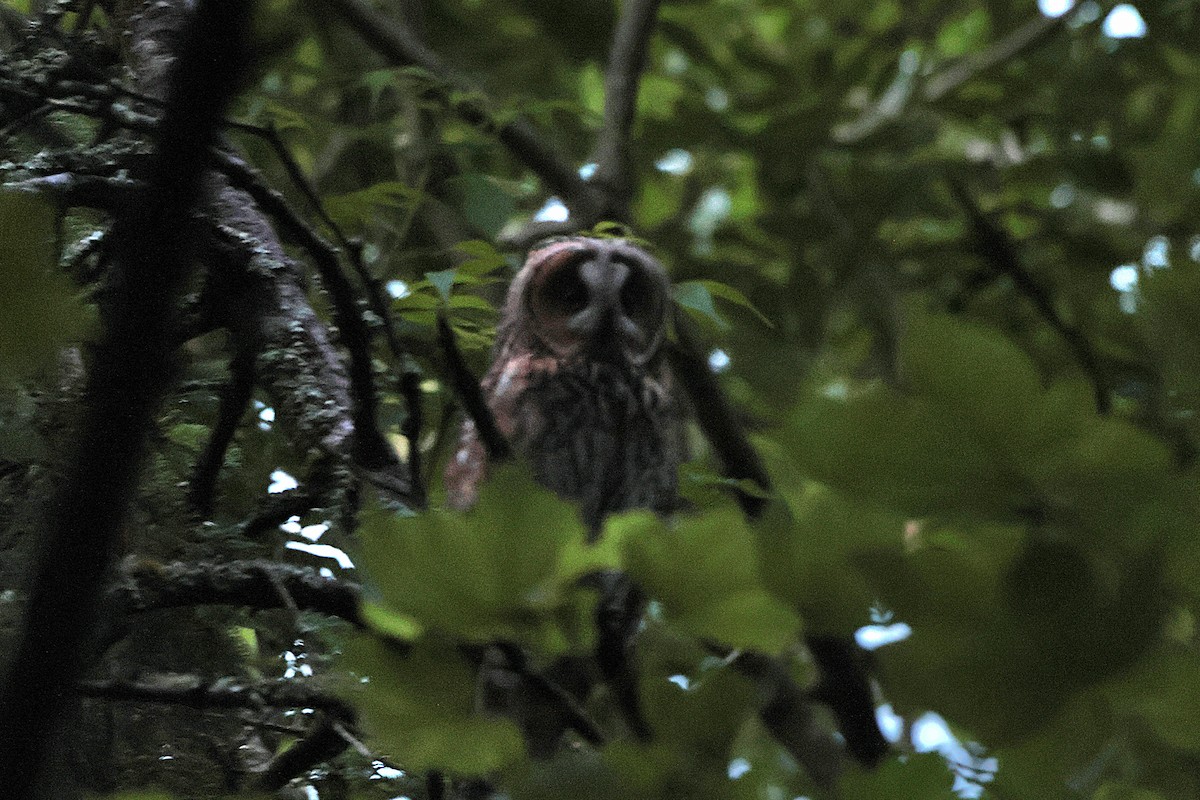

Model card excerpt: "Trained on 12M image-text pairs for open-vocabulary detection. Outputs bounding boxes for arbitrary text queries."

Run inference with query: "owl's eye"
[536,258,589,318]
[618,263,663,336]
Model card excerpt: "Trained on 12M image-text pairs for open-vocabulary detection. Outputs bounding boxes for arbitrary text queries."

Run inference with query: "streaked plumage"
[445,236,684,536]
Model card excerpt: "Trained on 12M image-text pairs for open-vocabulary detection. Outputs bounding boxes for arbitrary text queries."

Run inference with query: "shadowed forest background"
[2,0,1200,799]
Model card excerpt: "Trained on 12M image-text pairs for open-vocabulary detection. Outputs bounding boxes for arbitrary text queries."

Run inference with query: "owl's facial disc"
[525,239,668,364]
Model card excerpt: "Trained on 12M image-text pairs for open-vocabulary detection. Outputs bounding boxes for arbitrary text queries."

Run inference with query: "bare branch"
[834,12,1066,145]
[79,675,356,719]
[187,346,256,518]
[589,0,663,213]
[923,14,1065,102]
[6,171,143,208]
[258,714,352,791]
[436,312,511,462]
[110,559,364,626]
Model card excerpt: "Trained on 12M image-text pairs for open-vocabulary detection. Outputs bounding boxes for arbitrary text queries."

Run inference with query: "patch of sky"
[668,674,691,690]
[268,469,298,494]
[1143,235,1169,269]
[385,279,409,299]
[286,541,355,569]
[855,622,913,650]
[362,242,381,265]
[284,520,330,542]
[656,148,693,175]
[283,649,314,679]
[876,704,904,743]
[664,49,689,75]
[1111,263,1139,314]
[371,761,404,780]
[705,86,730,112]
[820,378,850,400]
[1069,1,1102,27]
[708,349,731,373]
[727,758,752,779]
[1103,4,1146,38]
[579,162,597,179]
[534,196,569,222]
[1049,183,1076,209]
[1110,264,1138,292]
[912,712,998,799]
[689,186,732,255]
[1038,0,1074,17]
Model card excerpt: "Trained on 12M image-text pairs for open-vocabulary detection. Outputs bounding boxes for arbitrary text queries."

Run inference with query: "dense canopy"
[1,1,1200,799]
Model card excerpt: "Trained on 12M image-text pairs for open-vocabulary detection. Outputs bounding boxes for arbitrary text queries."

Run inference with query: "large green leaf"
[341,634,523,774]
[619,509,802,651]
[356,466,587,646]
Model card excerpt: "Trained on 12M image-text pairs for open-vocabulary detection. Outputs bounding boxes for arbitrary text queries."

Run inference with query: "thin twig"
[79,675,356,719]
[666,307,772,518]
[493,643,606,748]
[258,713,352,791]
[188,346,255,517]
[947,176,1110,413]
[436,312,511,461]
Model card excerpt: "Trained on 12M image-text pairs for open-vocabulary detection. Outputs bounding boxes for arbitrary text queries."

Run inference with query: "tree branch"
[666,308,772,518]
[79,674,356,719]
[588,0,663,213]
[215,149,413,489]
[105,558,364,630]
[325,0,605,219]
[947,176,1110,413]
[187,346,256,518]
[0,1,253,795]
[923,13,1065,102]
[436,312,511,462]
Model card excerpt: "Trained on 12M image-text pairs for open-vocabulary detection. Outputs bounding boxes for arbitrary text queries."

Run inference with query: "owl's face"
[509,237,671,366]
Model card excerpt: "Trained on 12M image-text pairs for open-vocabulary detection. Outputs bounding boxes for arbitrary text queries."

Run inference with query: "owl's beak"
[566,258,649,358]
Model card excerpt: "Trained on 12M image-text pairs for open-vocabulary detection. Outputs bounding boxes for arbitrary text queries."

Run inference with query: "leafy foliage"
[5,0,1200,799]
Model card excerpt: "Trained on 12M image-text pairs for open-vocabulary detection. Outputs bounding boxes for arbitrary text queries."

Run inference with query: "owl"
[444,236,685,537]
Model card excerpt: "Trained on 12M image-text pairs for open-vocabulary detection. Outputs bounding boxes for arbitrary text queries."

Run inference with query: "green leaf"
[322,181,422,233]
[841,753,955,800]
[454,239,509,276]
[688,280,775,328]
[166,422,209,452]
[1094,785,1169,800]
[785,378,1022,518]
[674,281,730,330]
[0,192,89,385]
[901,311,1041,447]
[357,466,586,644]
[425,269,456,303]
[342,634,523,773]
[360,600,423,641]
[444,174,515,238]
[758,483,904,632]
[622,509,802,651]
